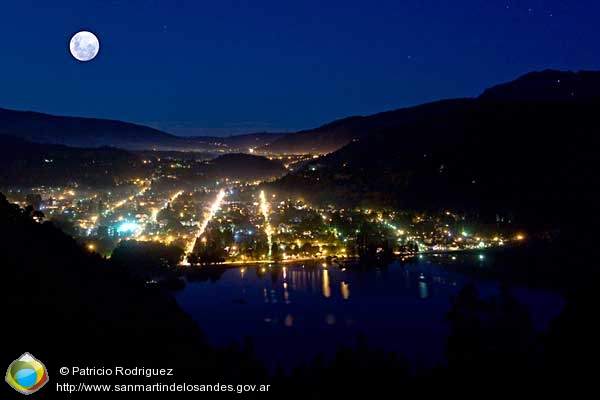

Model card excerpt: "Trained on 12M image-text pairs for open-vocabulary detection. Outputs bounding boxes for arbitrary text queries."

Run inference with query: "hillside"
[266,70,600,230]
[0,107,284,151]
[480,69,600,100]
[262,100,471,154]
[262,70,600,155]
[0,107,175,149]
[0,135,147,187]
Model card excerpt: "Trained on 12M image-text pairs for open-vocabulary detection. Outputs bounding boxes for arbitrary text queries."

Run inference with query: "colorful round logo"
[6,353,49,394]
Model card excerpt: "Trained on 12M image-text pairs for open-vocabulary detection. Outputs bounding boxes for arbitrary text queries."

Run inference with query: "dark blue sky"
[1,0,598,136]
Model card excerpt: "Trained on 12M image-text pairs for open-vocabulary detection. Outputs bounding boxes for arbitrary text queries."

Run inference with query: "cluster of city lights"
[181,189,226,265]
[259,190,273,258]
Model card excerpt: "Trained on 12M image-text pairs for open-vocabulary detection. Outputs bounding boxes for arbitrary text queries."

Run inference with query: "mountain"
[262,100,471,154]
[262,69,600,155]
[480,69,600,101]
[0,108,174,149]
[0,107,284,151]
[266,70,600,229]
[0,135,146,187]
[4,69,597,155]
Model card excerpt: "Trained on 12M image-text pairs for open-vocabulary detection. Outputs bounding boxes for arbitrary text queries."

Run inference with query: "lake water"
[173,255,563,370]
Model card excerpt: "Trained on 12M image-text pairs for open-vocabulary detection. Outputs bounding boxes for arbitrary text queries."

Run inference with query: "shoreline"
[177,244,521,271]
[170,242,567,292]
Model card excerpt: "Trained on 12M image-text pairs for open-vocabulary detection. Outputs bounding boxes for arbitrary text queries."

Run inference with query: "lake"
[173,254,563,370]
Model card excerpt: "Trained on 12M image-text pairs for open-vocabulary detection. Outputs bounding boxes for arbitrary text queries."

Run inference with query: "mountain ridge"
[265,70,600,229]
[0,107,284,151]
[479,69,600,101]
[263,69,600,154]
[3,70,598,155]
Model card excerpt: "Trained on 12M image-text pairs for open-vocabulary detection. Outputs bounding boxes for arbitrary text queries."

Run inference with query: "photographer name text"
[60,367,173,377]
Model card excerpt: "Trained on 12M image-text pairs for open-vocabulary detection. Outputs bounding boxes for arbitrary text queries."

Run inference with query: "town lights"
[181,189,226,265]
[259,190,273,258]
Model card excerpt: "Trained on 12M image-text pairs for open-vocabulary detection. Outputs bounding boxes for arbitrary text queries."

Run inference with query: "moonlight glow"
[69,31,100,62]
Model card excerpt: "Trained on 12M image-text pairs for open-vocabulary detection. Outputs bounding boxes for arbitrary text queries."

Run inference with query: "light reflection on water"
[341,281,350,300]
[174,259,563,370]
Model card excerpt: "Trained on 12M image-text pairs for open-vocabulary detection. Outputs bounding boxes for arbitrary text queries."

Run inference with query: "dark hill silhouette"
[0,107,175,148]
[0,135,146,187]
[5,70,596,155]
[263,99,471,154]
[267,70,600,230]
[0,107,283,151]
[479,69,600,101]
[263,70,600,154]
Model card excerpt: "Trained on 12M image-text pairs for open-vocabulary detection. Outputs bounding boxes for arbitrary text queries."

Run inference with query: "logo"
[6,353,49,395]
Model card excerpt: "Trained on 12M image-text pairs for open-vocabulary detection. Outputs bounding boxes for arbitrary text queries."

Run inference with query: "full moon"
[69,31,100,62]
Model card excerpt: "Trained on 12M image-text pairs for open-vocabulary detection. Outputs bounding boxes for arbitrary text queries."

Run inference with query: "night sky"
[1,0,598,136]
